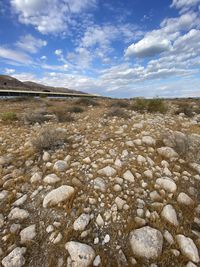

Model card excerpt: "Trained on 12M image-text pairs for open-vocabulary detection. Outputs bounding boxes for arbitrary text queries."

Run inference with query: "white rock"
[176,234,199,263]
[8,208,29,221]
[43,151,50,161]
[123,170,135,183]
[65,241,95,267]
[83,157,91,164]
[93,255,101,266]
[102,234,110,244]
[53,160,68,172]
[142,136,156,146]
[157,147,179,160]
[2,247,26,267]
[30,172,42,183]
[163,230,174,245]
[97,166,116,177]
[43,185,74,208]
[129,226,163,259]
[115,197,126,210]
[43,173,60,184]
[13,195,27,207]
[20,225,36,243]
[156,177,177,193]
[186,262,197,267]
[144,170,153,179]
[189,163,200,175]
[114,158,122,168]
[177,192,194,206]
[73,213,90,231]
[137,155,146,165]
[96,214,104,227]
[161,205,179,226]
[93,178,106,192]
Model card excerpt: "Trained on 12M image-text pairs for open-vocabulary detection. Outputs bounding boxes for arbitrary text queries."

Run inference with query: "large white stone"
[53,160,68,172]
[123,170,135,183]
[20,225,36,243]
[8,208,29,221]
[2,247,26,267]
[93,178,106,192]
[65,241,95,267]
[161,204,179,226]
[97,166,116,177]
[73,214,90,231]
[43,185,74,208]
[157,147,179,159]
[43,173,60,184]
[156,177,177,193]
[176,235,200,263]
[177,192,194,206]
[142,136,156,146]
[129,226,163,259]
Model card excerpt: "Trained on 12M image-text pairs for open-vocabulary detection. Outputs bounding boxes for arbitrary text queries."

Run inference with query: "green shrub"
[147,99,168,113]
[68,106,84,113]
[1,112,17,121]
[32,127,67,152]
[131,98,148,112]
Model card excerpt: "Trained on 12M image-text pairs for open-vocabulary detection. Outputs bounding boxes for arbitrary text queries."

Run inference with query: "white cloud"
[10,0,97,34]
[55,49,63,56]
[125,36,172,58]
[0,46,32,64]
[16,34,47,53]
[4,68,15,75]
[171,0,200,12]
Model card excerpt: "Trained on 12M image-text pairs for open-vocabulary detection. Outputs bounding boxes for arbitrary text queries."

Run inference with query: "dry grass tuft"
[32,127,68,152]
[68,106,84,113]
[106,108,130,119]
[0,111,18,122]
[75,97,99,106]
[23,111,49,124]
[110,100,129,108]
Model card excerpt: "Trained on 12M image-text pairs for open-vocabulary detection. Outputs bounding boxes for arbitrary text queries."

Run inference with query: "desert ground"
[0,97,200,267]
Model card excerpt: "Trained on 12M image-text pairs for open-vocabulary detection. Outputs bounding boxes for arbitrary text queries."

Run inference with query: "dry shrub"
[110,100,129,108]
[175,102,194,117]
[106,108,130,119]
[32,127,67,152]
[68,106,84,113]
[54,109,75,122]
[24,111,49,124]
[75,97,99,106]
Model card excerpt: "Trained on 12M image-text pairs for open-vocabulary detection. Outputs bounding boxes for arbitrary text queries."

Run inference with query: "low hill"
[0,75,86,94]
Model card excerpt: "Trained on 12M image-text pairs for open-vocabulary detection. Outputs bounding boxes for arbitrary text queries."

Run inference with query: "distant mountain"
[0,75,87,94]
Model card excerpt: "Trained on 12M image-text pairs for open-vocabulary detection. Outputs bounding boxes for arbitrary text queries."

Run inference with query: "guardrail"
[0,89,100,98]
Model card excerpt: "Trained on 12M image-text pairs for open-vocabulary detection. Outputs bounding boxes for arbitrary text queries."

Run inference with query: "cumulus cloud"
[125,36,172,58]
[16,34,47,53]
[10,0,97,34]
[171,0,200,12]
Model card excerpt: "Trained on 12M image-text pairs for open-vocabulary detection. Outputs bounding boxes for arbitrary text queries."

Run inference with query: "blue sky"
[0,0,200,98]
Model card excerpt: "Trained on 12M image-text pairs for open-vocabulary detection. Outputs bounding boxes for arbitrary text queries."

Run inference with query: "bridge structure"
[0,89,100,98]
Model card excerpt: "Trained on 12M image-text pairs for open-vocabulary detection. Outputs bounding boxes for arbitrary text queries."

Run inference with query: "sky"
[0,0,200,98]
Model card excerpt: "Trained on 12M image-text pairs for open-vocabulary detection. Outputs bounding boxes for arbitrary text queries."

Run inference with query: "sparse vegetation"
[32,127,68,152]
[110,100,129,108]
[54,109,75,122]
[106,108,130,118]
[175,102,194,117]
[75,97,99,106]
[68,106,84,113]
[23,111,49,124]
[131,98,168,113]
[0,111,17,121]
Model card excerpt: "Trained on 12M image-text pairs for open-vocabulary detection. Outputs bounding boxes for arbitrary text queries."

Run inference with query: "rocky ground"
[0,97,200,267]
